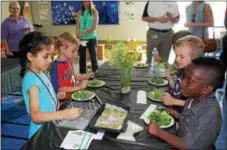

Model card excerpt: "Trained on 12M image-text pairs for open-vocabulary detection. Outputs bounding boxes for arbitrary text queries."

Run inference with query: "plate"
[144,109,175,128]
[148,78,168,86]
[88,79,105,88]
[147,89,165,102]
[71,90,95,101]
[134,63,149,68]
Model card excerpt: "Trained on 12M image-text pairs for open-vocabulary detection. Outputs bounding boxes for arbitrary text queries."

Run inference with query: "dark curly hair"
[18,31,52,78]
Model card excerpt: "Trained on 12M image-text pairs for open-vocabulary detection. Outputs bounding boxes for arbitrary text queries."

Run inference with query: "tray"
[88,102,130,133]
[53,98,101,130]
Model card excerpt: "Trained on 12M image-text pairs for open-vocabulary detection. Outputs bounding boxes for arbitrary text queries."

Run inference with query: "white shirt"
[147,1,179,30]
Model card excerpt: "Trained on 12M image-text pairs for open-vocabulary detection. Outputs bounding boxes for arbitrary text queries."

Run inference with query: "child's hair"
[174,35,204,59]
[55,32,79,51]
[172,30,192,45]
[192,57,225,91]
[19,31,53,78]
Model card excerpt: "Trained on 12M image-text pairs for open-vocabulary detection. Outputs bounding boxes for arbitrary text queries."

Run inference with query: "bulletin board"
[51,1,119,25]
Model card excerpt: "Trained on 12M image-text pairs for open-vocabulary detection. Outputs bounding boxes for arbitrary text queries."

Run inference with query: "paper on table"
[60,130,93,149]
[137,90,147,104]
[92,131,105,140]
[140,104,158,120]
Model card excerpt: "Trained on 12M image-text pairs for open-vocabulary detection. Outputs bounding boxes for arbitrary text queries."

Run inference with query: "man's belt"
[150,28,172,33]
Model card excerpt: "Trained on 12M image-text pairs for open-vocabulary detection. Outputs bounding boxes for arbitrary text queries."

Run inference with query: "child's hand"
[166,108,180,119]
[148,121,161,136]
[88,72,95,79]
[57,92,66,100]
[79,80,88,90]
[162,93,175,106]
[63,108,83,120]
[166,68,173,80]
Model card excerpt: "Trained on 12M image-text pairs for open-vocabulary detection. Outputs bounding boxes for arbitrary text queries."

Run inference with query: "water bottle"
[150,47,158,71]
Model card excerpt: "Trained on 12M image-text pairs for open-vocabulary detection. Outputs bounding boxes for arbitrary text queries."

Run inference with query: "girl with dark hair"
[19,31,82,138]
[76,0,99,74]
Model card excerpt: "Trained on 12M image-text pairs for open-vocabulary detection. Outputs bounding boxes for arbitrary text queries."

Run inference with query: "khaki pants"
[146,28,173,64]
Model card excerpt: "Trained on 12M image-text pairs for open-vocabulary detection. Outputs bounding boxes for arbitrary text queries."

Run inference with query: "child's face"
[181,64,208,98]
[63,41,78,60]
[29,44,54,72]
[174,45,193,69]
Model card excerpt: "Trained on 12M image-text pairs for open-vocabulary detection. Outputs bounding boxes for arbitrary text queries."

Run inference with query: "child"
[162,35,204,113]
[50,32,94,106]
[149,57,225,149]
[19,31,83,138]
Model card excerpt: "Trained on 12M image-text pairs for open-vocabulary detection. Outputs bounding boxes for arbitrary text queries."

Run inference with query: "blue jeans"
[215,79,227,149]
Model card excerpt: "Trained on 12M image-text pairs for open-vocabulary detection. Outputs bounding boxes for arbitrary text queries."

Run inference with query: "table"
[20,62,175,150]
[1,58,22,96]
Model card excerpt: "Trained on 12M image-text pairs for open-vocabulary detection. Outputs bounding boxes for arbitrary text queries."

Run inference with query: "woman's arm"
[76,11,81,38]
[80,9,99,37]
[29,86,82,123]
[2,39,13,56]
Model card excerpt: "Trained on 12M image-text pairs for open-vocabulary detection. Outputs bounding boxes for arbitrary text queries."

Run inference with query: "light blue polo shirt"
[22,71,58,138]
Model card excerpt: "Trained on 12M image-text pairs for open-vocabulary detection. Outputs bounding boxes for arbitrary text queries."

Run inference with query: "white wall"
[30,1,148,41]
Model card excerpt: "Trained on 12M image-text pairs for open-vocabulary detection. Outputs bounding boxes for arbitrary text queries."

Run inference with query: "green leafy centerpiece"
[106,41,139,93]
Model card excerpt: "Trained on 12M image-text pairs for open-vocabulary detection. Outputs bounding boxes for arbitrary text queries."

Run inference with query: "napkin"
[137,90,147,104]
[116,120,143,141]
[60,130,93,149]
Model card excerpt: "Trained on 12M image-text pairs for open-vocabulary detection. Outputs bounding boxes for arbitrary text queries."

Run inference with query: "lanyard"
[83,11,89,30]
[28,69,59,111]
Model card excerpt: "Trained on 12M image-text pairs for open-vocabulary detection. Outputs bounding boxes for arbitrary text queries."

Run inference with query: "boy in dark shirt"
[148,57,225,149]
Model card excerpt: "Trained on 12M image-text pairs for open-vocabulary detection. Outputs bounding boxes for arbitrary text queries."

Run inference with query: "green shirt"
[79,10,96,40]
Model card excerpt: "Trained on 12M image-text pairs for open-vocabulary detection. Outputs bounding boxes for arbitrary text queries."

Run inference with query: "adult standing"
[142,1,179,63]
[185,1,214,38]
[76,0,99,74]
[1,1,33,58]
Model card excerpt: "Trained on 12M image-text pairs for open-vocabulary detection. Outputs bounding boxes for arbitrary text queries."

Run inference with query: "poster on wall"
[39,2,49,25]
[51,1,119,25]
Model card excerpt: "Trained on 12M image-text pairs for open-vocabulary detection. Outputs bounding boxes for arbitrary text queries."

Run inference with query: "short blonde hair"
[9,1,20,10]
[55,32,79,50]
[174,35,204,59]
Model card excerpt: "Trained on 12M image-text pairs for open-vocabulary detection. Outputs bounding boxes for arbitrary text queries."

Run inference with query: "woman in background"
[185,1,214,38]
[76,0,99,74]
[1,1,33,58]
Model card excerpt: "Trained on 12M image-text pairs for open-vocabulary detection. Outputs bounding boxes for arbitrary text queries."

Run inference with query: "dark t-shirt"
[177,94,222,149]
[172,68,187,113]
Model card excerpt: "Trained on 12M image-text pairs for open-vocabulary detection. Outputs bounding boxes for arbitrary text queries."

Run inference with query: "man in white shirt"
[142,1,179,63]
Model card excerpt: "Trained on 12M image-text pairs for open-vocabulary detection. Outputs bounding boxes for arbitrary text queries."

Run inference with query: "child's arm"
[75,72,95,81]
[162,93,185,106]
[58,80,88,93]
[28,86,82,123]
[148,121,187,149]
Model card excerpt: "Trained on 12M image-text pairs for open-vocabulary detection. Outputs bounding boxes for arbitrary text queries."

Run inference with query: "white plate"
[148,78,168,86]
[147,91,166,102]
[71,90,95,101]
[134,63,149,68]
[88,80,105,88]
[144,111,175,128]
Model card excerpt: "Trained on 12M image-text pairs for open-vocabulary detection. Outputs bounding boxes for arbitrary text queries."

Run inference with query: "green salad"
[148,109,172,126]
[88,79,105,87]
[148,89,165,101]
[71,90,94,100]
[150,76,164,84]
[136,63,147,67]
[168,64,177,75]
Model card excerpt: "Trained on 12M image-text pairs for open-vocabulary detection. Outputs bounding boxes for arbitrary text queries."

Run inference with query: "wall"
[1,1,10,23]
[30,1,148,41]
